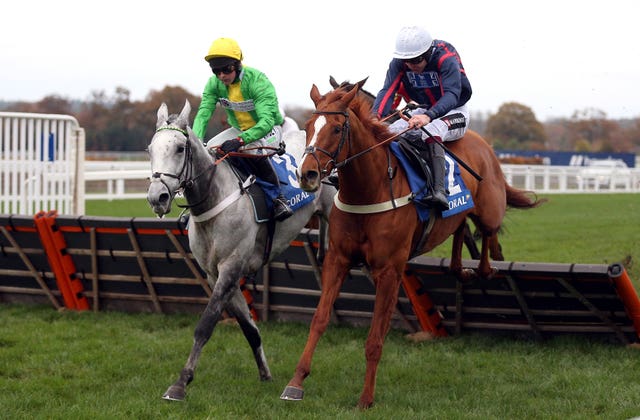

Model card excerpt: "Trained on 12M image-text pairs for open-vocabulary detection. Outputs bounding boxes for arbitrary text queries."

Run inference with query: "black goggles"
[404,55,425,65]
[210,64,235,75]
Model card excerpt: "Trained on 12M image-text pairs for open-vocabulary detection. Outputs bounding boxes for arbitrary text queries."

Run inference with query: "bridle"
[150,126,216,209]
[304,105,414,215]
[302,110,351,176]
[303,109,405,176]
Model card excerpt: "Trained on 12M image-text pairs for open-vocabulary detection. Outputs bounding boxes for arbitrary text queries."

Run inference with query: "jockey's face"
[211,64,237,85]
[404,55,427,72]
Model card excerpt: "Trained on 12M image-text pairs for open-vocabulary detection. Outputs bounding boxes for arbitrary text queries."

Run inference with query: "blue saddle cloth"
[389,142,474,222]
[251,153,315,223]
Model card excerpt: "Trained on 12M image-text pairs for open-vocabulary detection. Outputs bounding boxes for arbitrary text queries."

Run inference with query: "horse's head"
[147,100,200,217]
[297,80,366,192]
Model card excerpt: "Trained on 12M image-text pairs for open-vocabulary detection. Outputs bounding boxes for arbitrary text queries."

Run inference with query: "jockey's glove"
[217,137,244,155]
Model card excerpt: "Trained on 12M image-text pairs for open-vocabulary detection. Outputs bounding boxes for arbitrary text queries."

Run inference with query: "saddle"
[225,153,315,223]
[324,137,434,192]
[225,156,273,223]
[395,137,434,190]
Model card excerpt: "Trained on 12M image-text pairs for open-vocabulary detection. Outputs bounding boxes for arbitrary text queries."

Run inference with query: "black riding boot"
[425,139,449,212]
[253,156,293,221]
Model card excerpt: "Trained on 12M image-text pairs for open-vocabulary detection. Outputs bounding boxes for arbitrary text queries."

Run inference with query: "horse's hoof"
[357,398,374,409]
[479,267,499,280]
[260,373,273,382]
[162,385,185,401]
[280,385,304,401]
[457,268,478,285]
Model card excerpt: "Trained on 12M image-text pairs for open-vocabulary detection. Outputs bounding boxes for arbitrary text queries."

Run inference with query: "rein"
[213,144,283,165]
[308,109,414,214]
[305,110,407,174]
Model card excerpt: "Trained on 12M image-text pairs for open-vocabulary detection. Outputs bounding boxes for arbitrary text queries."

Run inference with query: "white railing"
[0,112,86,214]
[84,161,150,200]
[83,161,640,201]
[501,164,640,193]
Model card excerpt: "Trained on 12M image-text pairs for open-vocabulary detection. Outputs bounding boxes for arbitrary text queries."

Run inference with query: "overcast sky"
[2,0,639,122]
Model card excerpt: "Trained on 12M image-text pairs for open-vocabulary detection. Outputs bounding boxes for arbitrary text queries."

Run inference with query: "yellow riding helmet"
[204,38,243,62]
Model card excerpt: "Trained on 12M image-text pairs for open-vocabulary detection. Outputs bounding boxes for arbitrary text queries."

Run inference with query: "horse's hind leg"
[163,274,235,401]
[462,221,481,259]
[225,288,272,381]
[488,234,504,261]
[450,221,477,284]
[478,233,499,279]
[317,215,328,264]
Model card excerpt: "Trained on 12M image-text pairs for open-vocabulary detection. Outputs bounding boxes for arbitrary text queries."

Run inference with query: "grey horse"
[147,100,334,401]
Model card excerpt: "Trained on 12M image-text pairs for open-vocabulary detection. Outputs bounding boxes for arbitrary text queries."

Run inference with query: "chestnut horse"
[328,76,504,262]
[280,81,543,408]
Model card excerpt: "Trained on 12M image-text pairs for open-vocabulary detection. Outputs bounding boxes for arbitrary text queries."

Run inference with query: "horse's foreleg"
[163,273,237,401]
[226,288,272,381]
[359,265,403,409]
[280,251,349,402]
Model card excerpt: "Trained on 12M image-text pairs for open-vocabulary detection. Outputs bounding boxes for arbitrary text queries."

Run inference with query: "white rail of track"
[83,161,640,201]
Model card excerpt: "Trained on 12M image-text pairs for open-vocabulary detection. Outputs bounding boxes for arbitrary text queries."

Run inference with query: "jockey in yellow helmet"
[193,37,292,221]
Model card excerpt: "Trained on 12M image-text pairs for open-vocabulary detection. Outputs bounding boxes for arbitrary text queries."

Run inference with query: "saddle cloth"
[389,141,474,222]
[240,152,315,223]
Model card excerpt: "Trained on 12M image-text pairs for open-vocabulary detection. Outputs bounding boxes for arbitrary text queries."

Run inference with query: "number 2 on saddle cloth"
[390,138,474,220]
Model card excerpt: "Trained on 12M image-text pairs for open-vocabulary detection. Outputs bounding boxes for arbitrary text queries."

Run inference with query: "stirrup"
[416,191,449,211]
[274,197,293,221]
[429,191,450,211]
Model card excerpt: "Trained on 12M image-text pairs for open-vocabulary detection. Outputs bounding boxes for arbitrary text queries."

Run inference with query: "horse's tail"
[505,184,547,209]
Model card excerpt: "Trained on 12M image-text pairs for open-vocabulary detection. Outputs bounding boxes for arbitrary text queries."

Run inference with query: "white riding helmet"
[392,26,433,59]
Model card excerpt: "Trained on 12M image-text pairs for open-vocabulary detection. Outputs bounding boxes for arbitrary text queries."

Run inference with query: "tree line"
[1,85,639,154]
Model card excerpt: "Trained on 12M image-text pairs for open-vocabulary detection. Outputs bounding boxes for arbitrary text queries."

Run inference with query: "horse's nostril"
[159,192,169,204]
[306,171,319,182]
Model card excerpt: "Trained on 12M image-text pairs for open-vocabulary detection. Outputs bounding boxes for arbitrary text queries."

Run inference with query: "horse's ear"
[310,84,322,107]
[356,77,369,90]
[341,83,359,106]
[329,76,338,89]
[157,103,169,129]
[176,100,191,128]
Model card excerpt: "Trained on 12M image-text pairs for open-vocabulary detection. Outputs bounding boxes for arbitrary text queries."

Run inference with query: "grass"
[2,304,640,419]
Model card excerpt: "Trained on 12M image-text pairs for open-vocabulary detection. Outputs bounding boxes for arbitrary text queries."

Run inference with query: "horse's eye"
[176,145,185,153]
[333,125,342,134]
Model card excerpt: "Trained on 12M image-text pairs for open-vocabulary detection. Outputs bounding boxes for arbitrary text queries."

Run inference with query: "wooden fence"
[2,212,639,344]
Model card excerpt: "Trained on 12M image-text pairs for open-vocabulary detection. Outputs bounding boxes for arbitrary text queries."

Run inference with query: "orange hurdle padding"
[401,270,448,337]
[34,210,89,310]
[609,263,640,340]
[239,277,259,321]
